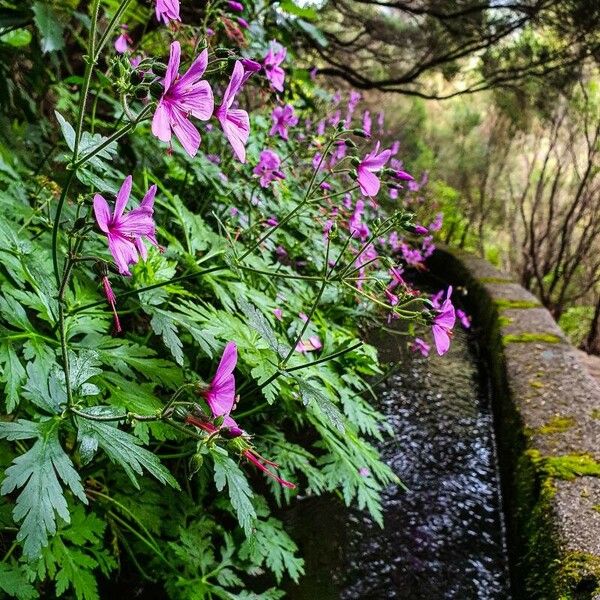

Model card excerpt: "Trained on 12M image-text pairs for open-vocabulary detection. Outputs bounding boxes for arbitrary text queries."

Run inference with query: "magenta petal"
[432,324,450,355]
[177,48,208,87]
[178,80,214,121]
[221,61,244,109]
[357,166,380,196]
[107,233,138,276]
[221,108,249,162]
[152,101,172,142]
[171,109,201,156]
[212,342,237,388]
[164,41,181,91]
[93,194,111,233]
[114,175,132,219]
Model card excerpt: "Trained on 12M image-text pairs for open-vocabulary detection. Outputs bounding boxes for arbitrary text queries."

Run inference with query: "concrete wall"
[430,247,600,599]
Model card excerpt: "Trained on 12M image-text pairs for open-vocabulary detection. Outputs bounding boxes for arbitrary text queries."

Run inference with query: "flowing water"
[285,325,511,599]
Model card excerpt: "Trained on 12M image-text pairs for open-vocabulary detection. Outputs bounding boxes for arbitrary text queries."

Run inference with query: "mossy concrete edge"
[430,246,600,600]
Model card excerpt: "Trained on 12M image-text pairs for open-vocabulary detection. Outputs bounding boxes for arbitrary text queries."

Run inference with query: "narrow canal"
[286,322,511,599]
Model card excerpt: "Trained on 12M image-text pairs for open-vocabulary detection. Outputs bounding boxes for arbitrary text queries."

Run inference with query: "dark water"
[285,326,511,599]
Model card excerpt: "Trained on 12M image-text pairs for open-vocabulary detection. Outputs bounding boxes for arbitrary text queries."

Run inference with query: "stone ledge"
[430,246,600,599]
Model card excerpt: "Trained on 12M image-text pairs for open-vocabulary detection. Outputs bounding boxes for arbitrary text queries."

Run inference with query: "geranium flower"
[295,336,322,353]
[362,110,372,137]
[114,25,131,54]
[432,287,455,355]
[227,0,244,11]
[93,176,158,276]
[356,142,391,196]
[429,212,443,232]
[269,104,298,140]
[240,58,261,84]
[200,342,243,437]
[388,266,405,290]
[253,150,285,188]
[155,0,180,24]
[151,42,214,157]
[263,41,286,92]
[457,308,471,329]
[411,338,430,357]
[214,61,250,162]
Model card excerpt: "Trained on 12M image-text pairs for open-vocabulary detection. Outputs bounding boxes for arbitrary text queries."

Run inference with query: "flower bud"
[350,157,360,167]
[73,217,87,231]
[172,406,189,422]
[134,87,148,100]
[344,139,357,149]
[152,62,167,76]
[215,47,231,58]
[188,453,204,476]
[213,415,225,427]
[352,128,369,138]
[130,70,143,85]
[149,81,164,99]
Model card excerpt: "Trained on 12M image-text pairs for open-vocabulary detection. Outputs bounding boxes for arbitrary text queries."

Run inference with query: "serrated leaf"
[212,452,256,536]
[0,420,87,559]
[32,2,64,52]
[0,563,39,600]
[150,310,184,366]
[239,517,304,583]
[0,342,26,413]
[297,379,345,432]
[22,360,66,414]
[55,111,75,151]
[68,350,102,392]
[238,297,289,358]
[75,415,179,490]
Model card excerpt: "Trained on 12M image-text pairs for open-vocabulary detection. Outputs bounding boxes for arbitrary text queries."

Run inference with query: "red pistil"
[101,276,122,333]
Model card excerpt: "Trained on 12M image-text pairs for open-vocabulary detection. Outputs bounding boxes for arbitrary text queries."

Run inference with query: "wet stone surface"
[286,327,511,599]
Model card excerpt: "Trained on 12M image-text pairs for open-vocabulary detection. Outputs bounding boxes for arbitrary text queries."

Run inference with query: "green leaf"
[297,378,345,432]
[150,310,184,366]
[75,415,180,490]
[238,297,289,358]
[22,360,66,414]
[295,18,328,47]
[279,0,317,21]
[239,517,304,583]
[1,28,32,47]
[32,2,64,53]
[55,111,75,151]
[68,350,102,393]
[0,563,39,600]
[0,420,87,559]
[0,342,26,413]
[212,452,256,536]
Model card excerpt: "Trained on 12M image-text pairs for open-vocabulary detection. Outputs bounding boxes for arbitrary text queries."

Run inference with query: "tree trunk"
[584,296,600,355]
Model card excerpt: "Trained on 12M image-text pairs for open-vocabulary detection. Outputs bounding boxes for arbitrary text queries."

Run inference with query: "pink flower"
[385,289,399,306]
[274,308,283,321]
[429,212,443,232]
[394,170,414,182]
[214,61,250,162]
[270,104,298,140]
[323,219,334,239]
[413,224,428,235]
[240,58,261,84]
[227,0,244,11]
[295,336,322,353]
[253,150,285,187]
[411,338,430,357]
[93,176,158,276]
[401,243,423,267]
[101,276,122,333]
[390,140,400,155]
[362,110,372,137]
[155,0,180,24]
[237,17,249,29]
[114,26,131,54]
[432,287,455,355]
[263,41,286,92]
[359,467,371,477]
[388,266,405,291]
[152,42,214,157]
[265,216,279,227]
[356,142,391,197]
[299,312,309,323]
[201,342,243,437]
[457,308,471,329]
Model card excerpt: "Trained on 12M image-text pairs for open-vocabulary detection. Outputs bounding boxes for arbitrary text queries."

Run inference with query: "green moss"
[503,332,563,344]
[494,298,541,310]
[592,409,600,420]
[497,315,513,327]
[529,380,545,389]
[556,552,600,598]
[529,450,600,480]
[536,416,575,434]
[592,505,600,513]
[478,276,514,284]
